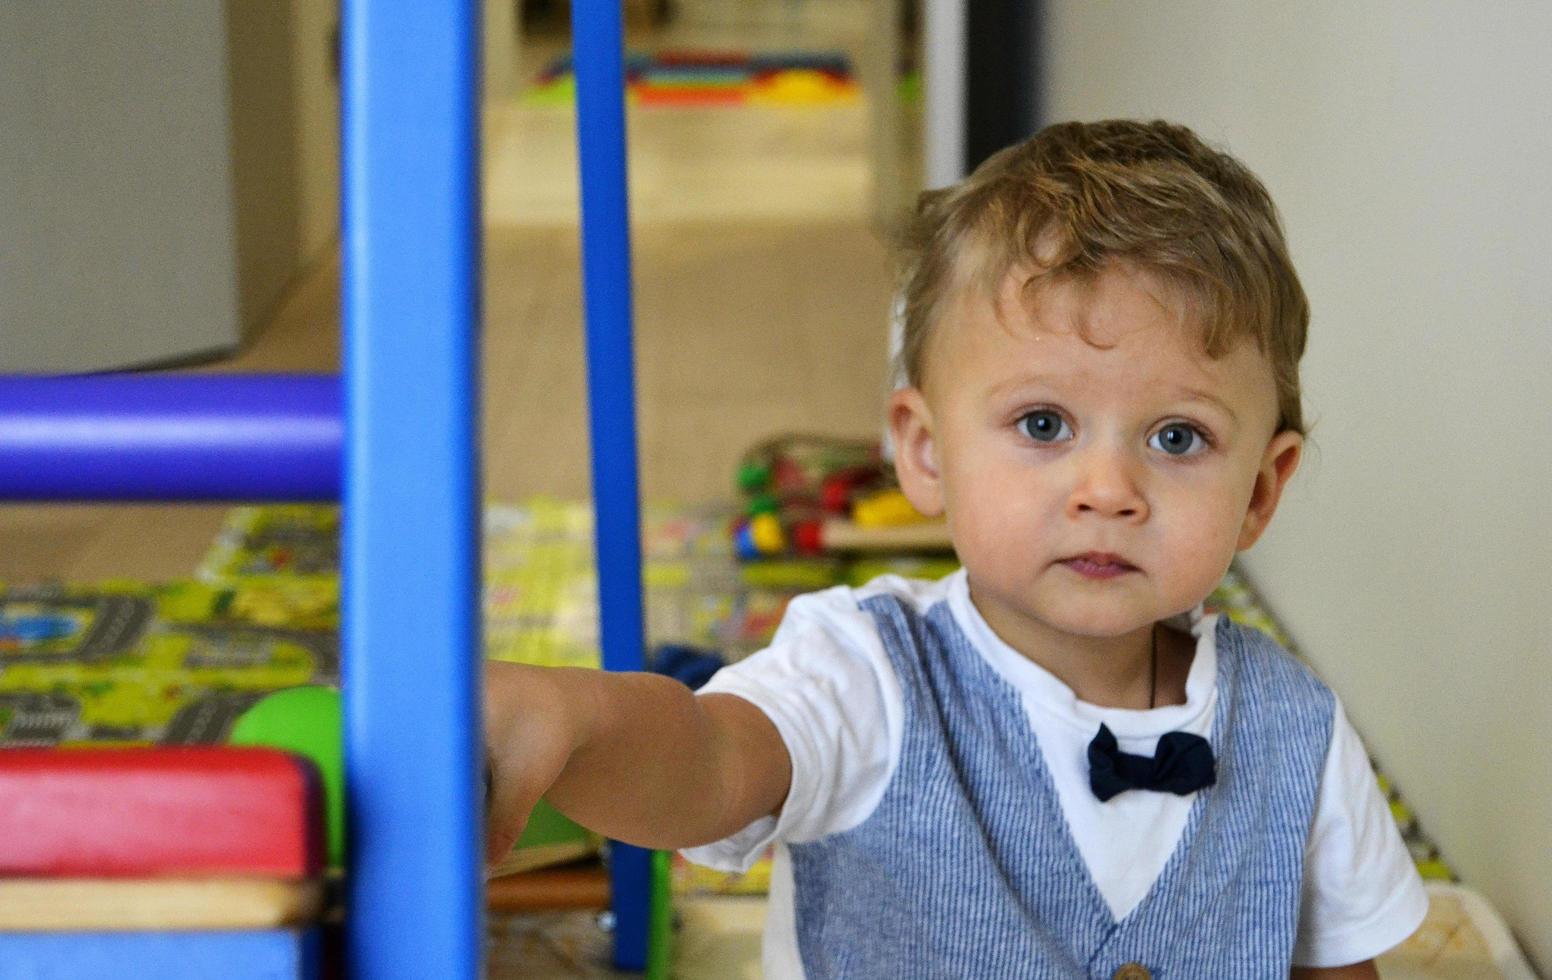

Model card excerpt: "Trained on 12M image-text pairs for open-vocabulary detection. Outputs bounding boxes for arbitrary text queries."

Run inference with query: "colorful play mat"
[522,49,860,107]
[0,499,1536,976]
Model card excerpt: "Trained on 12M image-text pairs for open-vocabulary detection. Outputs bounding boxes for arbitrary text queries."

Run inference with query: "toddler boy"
[485,119,1426,978]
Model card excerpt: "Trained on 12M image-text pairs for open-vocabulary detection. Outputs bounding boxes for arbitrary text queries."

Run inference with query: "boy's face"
[889,264,1302,652]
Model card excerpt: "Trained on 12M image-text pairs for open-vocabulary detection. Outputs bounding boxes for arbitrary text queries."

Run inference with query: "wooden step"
[0,878,325,931]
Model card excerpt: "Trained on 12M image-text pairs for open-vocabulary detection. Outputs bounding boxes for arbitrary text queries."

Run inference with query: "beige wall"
[227,0,516,336]
[485,0,520,103]
[288,0,343,263]
[1043,2,1551,968]
[0,4,243,370]
[225,0,341,341]
[0,3,338,370]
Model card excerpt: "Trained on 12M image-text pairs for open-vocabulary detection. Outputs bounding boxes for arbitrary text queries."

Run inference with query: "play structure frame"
[0,0,653,975]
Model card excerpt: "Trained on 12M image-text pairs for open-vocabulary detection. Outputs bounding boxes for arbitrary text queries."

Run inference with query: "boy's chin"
[972,575,1199,641]
[1034,599,1180,640]
[1052,616,1155,640]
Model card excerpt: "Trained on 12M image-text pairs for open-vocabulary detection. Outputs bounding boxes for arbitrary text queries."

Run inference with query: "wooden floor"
[0,0,905,586]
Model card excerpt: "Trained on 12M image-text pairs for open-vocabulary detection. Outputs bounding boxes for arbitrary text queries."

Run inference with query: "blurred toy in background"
[731,434,953,559]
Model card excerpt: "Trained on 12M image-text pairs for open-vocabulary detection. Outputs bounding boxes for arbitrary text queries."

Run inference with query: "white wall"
[921,0,966,187]
[1042,3,1551,968]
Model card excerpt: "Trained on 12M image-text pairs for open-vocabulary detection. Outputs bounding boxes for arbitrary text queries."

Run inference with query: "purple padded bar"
[0,375,340,501]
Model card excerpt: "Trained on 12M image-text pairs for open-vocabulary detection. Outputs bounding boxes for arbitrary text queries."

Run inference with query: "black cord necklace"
[1148,625,1158,710]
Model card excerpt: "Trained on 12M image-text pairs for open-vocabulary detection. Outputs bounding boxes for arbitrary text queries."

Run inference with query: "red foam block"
[0,746,323,878]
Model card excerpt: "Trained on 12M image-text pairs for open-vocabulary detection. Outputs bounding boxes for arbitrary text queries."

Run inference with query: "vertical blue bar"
[341,2,483,978]
[571,0,652,970]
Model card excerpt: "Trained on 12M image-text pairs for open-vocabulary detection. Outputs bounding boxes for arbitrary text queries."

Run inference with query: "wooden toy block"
[0,878,324,931]
[0,747,322,878]
[0,927,321,979]
[812,518,953,553]
[486,864,610,911]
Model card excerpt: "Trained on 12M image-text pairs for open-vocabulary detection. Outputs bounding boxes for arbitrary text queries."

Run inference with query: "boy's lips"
[1058,552,1139,579]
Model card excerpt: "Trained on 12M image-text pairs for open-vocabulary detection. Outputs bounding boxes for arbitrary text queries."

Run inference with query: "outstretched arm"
[483,660,791,864]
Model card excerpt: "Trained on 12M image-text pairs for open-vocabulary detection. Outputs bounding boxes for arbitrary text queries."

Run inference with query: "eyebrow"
[1172,387,1239,423]
[986,376,1241,423]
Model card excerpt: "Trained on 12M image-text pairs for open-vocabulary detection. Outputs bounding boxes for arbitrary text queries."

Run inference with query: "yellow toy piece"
[852,489,932,529]
[749,513,786,554]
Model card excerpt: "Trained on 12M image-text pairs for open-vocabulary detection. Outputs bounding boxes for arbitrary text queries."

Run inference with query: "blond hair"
[899,119,1309,434]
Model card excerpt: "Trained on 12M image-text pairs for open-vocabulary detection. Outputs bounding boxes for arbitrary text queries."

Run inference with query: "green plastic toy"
[228,685,344,867]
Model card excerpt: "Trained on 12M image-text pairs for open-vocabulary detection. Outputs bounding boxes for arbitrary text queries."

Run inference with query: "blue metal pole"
[341,2,483,977]
[570,0,652,970]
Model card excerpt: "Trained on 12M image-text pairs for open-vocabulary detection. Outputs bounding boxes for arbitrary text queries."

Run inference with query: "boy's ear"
[1236,430,1303,551]
[888,387,945,518]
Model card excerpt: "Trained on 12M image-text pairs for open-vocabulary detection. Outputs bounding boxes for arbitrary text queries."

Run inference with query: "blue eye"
[1150,423,1208,456]
[1018,410,1072,443]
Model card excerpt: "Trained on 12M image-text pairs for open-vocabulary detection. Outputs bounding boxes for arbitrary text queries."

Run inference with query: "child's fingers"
[481,660,575,868]
[482,755,538,867]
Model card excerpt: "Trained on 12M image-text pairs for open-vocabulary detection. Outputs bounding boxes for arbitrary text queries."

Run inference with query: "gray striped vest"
[788,594,1334,979]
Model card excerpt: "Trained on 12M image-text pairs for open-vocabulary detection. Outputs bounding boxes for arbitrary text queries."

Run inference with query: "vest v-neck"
[945,570,1220,922]
[937,593,1228,934]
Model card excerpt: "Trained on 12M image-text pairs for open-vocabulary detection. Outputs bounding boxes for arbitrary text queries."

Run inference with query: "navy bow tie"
[1087,723,1216,802]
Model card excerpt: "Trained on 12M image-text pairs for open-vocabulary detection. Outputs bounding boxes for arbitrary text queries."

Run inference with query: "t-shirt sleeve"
[678,586,903,873]
[1293,697,1429,967]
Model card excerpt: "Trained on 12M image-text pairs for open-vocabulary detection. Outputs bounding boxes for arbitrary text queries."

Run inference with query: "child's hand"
[482,660,585,867]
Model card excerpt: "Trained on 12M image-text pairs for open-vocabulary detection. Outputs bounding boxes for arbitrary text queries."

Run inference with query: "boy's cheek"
[1167,518,1243,595]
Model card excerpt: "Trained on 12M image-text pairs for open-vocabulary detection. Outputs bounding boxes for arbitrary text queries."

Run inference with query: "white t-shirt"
[683,570,1427,975]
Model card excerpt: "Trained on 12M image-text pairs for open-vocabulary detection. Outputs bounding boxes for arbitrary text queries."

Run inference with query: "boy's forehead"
[929,264,1277,415]
[940,264,1199,363]
[1003,263,1187,346]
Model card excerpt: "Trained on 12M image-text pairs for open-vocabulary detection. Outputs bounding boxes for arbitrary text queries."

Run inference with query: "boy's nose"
[1065,447,1148,522]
